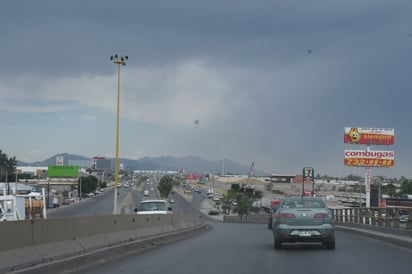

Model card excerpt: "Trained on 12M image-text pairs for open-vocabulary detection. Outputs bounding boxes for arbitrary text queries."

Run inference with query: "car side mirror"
[168,207,172,211]
[134,208,138,212]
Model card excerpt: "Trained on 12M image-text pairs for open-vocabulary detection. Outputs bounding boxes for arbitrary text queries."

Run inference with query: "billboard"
[48,165,79,177]
[344,127,394,145]
[344,150,394,167]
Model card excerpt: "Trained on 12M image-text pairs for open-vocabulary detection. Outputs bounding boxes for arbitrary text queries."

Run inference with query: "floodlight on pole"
[110,53,128,214]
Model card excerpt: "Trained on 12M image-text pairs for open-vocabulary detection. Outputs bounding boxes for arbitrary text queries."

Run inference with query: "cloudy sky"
[1,0,411,177]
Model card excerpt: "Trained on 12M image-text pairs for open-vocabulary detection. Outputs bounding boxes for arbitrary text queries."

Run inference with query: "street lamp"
[110,53,128,214]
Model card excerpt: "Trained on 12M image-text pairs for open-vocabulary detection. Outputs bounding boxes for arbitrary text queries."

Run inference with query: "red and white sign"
[344,127,394,145]
[56,156,64,166]
[303,191,314,197]
[344,149,395,167]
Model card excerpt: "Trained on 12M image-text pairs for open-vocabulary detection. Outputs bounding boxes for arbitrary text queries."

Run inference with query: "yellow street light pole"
[110,53,128,214]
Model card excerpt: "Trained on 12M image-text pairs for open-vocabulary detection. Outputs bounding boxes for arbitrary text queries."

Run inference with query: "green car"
[272,196,335,249]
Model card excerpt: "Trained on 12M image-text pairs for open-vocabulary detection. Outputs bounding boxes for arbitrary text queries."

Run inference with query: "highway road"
[46,187,126,218]
[46,181,200,218]
[42,186,412,274]
[54,218,411,274]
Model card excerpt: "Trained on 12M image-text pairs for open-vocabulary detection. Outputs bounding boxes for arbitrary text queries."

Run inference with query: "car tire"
[274,236,282,249]
[325,239,335,250]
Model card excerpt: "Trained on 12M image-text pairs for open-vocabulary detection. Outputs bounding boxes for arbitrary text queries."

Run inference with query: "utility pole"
[110,53,128,214]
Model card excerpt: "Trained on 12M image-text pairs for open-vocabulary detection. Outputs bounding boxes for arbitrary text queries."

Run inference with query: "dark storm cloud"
[1,0,412,176]
[1,0,404,76]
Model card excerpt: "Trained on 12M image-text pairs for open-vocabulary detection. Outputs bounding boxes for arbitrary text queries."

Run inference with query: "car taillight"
[279,213,296,219]
[313,213,327,218]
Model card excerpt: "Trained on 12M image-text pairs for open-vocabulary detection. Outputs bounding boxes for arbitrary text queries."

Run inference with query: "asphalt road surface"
[46,183,198,218]
[44,185,412,274]
[61,218,412,274]
[46,188,121,218]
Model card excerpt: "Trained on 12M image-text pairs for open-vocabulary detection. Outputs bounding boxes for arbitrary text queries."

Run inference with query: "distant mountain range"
[17,153,267,176]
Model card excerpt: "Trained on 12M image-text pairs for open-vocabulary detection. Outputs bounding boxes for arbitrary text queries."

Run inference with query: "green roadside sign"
[48,165,79,177]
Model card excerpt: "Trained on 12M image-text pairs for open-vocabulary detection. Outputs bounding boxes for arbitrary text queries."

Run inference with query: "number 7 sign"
[303,167,314,179]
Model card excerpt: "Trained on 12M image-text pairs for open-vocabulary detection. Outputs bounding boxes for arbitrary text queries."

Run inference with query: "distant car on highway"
[272,196,335,249]
[399,210,410,223]
[267,199,281,229]
[134,200,172,215]
[62,198,75,205]
[400,214,409,223]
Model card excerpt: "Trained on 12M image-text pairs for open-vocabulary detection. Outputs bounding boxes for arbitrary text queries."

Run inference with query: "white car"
[134,200,172,215]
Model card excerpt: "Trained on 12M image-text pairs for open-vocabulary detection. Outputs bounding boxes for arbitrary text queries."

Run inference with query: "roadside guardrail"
[330,207,412,234]
[0,213,204,273]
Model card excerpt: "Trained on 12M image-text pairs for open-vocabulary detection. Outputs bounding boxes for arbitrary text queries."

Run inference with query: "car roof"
[282,196,322,201]
[140,199,168,204]
[280,196,326,208]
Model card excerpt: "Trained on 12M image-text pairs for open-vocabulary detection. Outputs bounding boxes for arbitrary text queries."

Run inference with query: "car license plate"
[299,231,311,237]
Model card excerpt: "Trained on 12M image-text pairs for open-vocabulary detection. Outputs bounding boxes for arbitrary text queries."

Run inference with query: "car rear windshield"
[281,199,325,209]
[138,202,167,211]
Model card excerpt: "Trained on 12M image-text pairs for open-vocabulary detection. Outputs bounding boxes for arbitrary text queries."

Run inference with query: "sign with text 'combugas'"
[344,150,394,167]
[48,165,79,177]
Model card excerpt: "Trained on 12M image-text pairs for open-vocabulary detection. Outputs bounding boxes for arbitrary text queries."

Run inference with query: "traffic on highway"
[25,175,411,274]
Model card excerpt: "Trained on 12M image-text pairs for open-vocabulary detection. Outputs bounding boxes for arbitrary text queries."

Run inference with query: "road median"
[0,214,205,273]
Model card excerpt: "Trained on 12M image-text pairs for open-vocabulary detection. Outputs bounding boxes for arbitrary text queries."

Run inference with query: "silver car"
[272,196,335,249]
[134,200,173,215]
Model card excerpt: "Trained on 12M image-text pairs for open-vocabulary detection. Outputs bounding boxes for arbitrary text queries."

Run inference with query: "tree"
[0,150,17,194]
[220,194,233,215]
[99,181,107,188]
[232,193,259,221]
[138,176,149,184]
[381,183,397,197]
[158,176,174,198]
[230,183,240,193]
[225,189,238,201]
[79,175,99,194]
[345,174,362,181]
[400,179,412,196]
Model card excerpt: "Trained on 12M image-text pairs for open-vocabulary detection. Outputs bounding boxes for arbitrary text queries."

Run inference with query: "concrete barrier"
[0,213,204,273]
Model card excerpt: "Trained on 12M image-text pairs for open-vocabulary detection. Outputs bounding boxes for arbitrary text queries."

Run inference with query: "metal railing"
[330,207,412,232]
[221,207,412,232]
